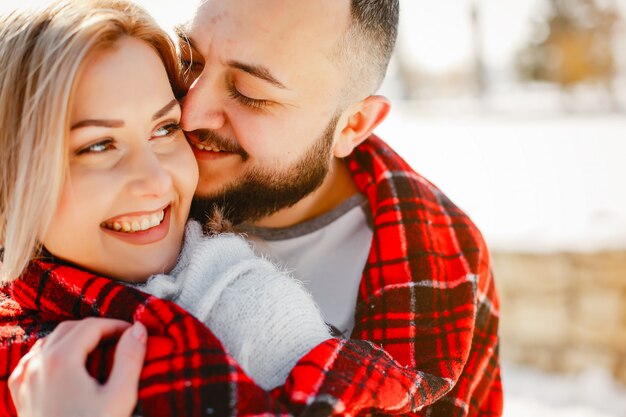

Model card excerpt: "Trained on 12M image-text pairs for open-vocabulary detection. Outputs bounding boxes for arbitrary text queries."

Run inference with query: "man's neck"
[250,158,359,229]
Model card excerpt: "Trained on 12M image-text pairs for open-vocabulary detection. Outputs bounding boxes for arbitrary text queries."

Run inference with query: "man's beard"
[190,115,339,226]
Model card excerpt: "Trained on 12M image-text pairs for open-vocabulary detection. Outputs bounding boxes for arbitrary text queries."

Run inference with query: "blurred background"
[380,1,626,416]
[142,1,626,415]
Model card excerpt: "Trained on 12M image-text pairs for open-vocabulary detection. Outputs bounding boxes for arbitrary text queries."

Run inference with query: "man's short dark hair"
[333,0,400,101]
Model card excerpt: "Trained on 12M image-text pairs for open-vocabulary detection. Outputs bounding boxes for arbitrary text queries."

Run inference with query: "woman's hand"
[8,318,147,417]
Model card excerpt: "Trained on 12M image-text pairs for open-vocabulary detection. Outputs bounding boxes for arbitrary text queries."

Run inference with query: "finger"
[8,360,25,409]
[105,322,147,409]
[31,337,47,351]
[41,320,81,349]
[8,338,46,410]
[16,338,46,370]
[8,337,47,392]
[52,318,132,364]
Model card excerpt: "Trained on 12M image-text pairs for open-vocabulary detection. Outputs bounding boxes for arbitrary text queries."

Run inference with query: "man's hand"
[8,318,147,417]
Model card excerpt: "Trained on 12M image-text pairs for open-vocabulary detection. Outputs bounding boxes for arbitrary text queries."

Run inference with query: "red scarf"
[0,135,502,416]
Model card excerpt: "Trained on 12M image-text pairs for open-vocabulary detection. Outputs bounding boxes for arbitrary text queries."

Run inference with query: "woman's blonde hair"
[0,0,183,283]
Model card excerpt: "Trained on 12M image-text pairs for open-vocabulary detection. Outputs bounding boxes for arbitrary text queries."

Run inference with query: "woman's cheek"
[172,142,199,204]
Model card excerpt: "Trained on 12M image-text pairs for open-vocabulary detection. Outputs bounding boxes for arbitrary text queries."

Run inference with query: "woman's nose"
[127,148,173,199]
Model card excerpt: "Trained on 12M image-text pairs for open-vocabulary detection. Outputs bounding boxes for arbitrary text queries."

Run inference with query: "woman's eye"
[76,139,115,155]
[153,123,182,138]
[228,85,271,111]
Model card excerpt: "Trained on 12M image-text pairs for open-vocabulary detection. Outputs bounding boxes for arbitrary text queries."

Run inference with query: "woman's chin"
[112,250,181,283]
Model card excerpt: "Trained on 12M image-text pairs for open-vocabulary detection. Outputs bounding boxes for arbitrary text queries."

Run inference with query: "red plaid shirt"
[0,135,502,416]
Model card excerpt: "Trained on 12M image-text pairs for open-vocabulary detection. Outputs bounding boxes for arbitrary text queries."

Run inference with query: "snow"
[503,364,626,417]
[376,99,626,253]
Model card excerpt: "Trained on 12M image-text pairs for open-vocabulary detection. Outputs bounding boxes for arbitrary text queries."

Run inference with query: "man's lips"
[188,140,230,153]
[185,131,244,155]
[186,138,240,161]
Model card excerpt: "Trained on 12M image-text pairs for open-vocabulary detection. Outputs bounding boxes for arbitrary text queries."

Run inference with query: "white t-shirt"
[237,194,373,337]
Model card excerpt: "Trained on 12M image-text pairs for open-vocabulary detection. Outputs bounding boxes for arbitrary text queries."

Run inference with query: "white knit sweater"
[137,221,331,390]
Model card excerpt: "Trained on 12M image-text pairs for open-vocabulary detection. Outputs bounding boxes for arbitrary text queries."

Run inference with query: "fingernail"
[131,322,147,344]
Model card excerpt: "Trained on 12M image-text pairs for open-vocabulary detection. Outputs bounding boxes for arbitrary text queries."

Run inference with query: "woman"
[0,0,334,415]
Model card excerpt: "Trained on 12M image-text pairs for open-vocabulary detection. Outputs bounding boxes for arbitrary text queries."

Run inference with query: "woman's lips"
[101,206,166,233]
[100,205,172,245]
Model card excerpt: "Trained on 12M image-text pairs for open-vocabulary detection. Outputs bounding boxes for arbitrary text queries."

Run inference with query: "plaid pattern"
[0,135,502,416]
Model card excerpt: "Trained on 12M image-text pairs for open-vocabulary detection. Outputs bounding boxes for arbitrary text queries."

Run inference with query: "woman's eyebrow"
[71,119,124,130]
[71,99,179,131]
[152,99,179,121]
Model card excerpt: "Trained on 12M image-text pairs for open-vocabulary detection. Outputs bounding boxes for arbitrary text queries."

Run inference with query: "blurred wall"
[493,252,626,385]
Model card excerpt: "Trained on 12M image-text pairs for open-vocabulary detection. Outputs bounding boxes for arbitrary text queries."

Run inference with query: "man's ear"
[334,95,391,158]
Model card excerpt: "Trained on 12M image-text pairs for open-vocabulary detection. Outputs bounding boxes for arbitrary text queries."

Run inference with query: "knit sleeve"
[140,221,331,390]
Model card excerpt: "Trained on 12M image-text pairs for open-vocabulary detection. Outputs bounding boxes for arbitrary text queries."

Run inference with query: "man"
[179,1,502,413]
[6,0,502,415]
[180,0,399,338]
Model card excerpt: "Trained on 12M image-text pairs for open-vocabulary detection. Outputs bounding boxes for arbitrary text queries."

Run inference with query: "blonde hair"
[0,0,183,283]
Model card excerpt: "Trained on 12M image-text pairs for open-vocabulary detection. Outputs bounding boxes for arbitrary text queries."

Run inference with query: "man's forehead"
[187,0,351,51]
[181,0,351,94]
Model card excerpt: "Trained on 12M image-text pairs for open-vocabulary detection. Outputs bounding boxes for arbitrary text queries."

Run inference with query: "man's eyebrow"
[227,61,287,90]
[176,31,287,89]
[152,99,179,121]
[71,99,179,131]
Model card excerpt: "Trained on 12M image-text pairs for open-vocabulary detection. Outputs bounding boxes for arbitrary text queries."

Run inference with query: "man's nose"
[180,74,226,132]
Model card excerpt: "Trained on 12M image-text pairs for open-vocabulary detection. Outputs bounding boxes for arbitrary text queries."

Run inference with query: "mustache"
[186,129,249,160]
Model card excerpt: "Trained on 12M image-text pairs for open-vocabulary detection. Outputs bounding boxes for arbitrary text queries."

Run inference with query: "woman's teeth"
[193,142,222,152]
[101,210,165,233]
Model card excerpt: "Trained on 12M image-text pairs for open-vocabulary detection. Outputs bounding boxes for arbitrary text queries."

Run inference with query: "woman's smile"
[100,205,172,246]
[100,203,169,233]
